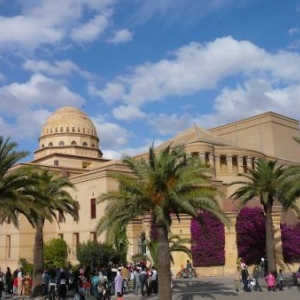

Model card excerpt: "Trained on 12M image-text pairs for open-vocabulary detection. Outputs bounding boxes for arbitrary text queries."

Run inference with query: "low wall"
[195,266,225,277]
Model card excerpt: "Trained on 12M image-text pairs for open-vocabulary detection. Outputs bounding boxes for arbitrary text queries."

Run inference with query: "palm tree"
[97,144,229,300]
[230,158,300,274]
[23,167,79,296]
[0,137,33,226]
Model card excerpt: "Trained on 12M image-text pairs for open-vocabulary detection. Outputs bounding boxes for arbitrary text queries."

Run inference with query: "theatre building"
[0,106,299,275]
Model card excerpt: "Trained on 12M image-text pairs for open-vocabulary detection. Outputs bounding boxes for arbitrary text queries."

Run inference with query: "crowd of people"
[0,266,33,298]
[40,261,159,300]
[234,257,285,293]
[0,260,160,300]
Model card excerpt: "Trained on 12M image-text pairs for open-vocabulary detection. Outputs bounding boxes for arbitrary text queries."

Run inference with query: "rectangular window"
[58,234,64,240]
[58,212,64,223]
[91,198,96,219]
[73,233,79,246]
[90,232,97,242]
[6,235,11,259]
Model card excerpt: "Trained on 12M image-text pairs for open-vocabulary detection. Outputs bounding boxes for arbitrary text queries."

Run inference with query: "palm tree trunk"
[265,204,277,275]
[157,223,172,300]
[32,218,45,296]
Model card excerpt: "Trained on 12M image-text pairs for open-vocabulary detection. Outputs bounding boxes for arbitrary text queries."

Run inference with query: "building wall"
[210,112,300,163]
[0,111,299,274]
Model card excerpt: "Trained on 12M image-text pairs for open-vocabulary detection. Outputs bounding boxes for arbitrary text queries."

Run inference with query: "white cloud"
[193,79,300,129]
[148,113,192,135]
[91,115,132,149]
[71,14,109,43]
[112,105,146,120]
[131,0,234,26]
[107,29,133,44]
[0,74,84,111]
[288,27,299,36]
[0,0,115,52]
[23,59,95,80]
[0,108,51,143]
[96,36,300,107]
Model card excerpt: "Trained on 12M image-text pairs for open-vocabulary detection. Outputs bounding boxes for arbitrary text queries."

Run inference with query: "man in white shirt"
[150,267,158,295]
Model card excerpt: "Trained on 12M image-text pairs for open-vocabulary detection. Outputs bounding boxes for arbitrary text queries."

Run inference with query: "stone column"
[237,156,244,174]
[215,156,221,174]
[224,213,239,275]
[208,153,215,168]
[253,157,259,168]
[199,152,205,163]
[226,155,233,173]
[246,157,252,169]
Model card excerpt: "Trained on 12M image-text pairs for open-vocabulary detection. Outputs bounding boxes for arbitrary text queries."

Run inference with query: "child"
[117,292,124,300]
[278,269,284,291]
[265,271,276,292]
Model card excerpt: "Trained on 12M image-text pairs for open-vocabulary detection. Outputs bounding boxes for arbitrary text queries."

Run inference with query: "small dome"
[41,106,98,138]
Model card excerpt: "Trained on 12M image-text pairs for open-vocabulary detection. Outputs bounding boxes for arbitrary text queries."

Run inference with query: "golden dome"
[36,107,102,160]
[41,106,98,138]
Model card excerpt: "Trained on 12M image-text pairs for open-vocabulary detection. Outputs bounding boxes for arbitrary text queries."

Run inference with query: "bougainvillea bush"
[190,211,225,267]
[281,222,300,263]
[236,206,266,265]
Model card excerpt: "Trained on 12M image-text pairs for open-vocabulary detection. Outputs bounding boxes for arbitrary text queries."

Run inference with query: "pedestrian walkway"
[4,274,298,300]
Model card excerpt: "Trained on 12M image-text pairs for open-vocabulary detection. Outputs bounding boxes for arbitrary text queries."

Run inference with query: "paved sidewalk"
[3,275,299,300]
[106,275,300,300]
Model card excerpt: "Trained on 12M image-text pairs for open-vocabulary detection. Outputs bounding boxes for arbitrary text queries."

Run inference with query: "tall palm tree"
[230,158,300,274]
[97,144,229,300]
[23,167,79,296]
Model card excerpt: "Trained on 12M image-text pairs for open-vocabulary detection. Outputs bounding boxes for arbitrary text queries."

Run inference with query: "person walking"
[133,268,141,295]
[139,268,149,297]
[114,268,123,299]
[17,268,23,296]
[149,267,158,295]
[5,267,12,294]
[241,265,250,292]
[278,269,284,291]
[58,267,68,299]
[252,265,262,291]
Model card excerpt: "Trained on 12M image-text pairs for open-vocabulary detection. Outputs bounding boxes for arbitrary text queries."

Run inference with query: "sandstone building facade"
[1,107,299,275]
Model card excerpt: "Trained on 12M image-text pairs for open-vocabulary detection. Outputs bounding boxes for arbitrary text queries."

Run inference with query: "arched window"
[48,142,53,147]
[66,127,69,132]
[50,128,53,133]
[78,127,80,132]
[54,160,59,166]
[59,141,64,146]
[60,127,64,132]
[83,142,88,147]
[71,141,77,146]
[83,128,85,133]
[72,127,75,132]
[91,144,95,148]
[55,128,58,133]
[41,144,44,148]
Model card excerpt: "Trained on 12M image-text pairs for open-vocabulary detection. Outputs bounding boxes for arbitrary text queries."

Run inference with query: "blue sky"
[1,0,300,160]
